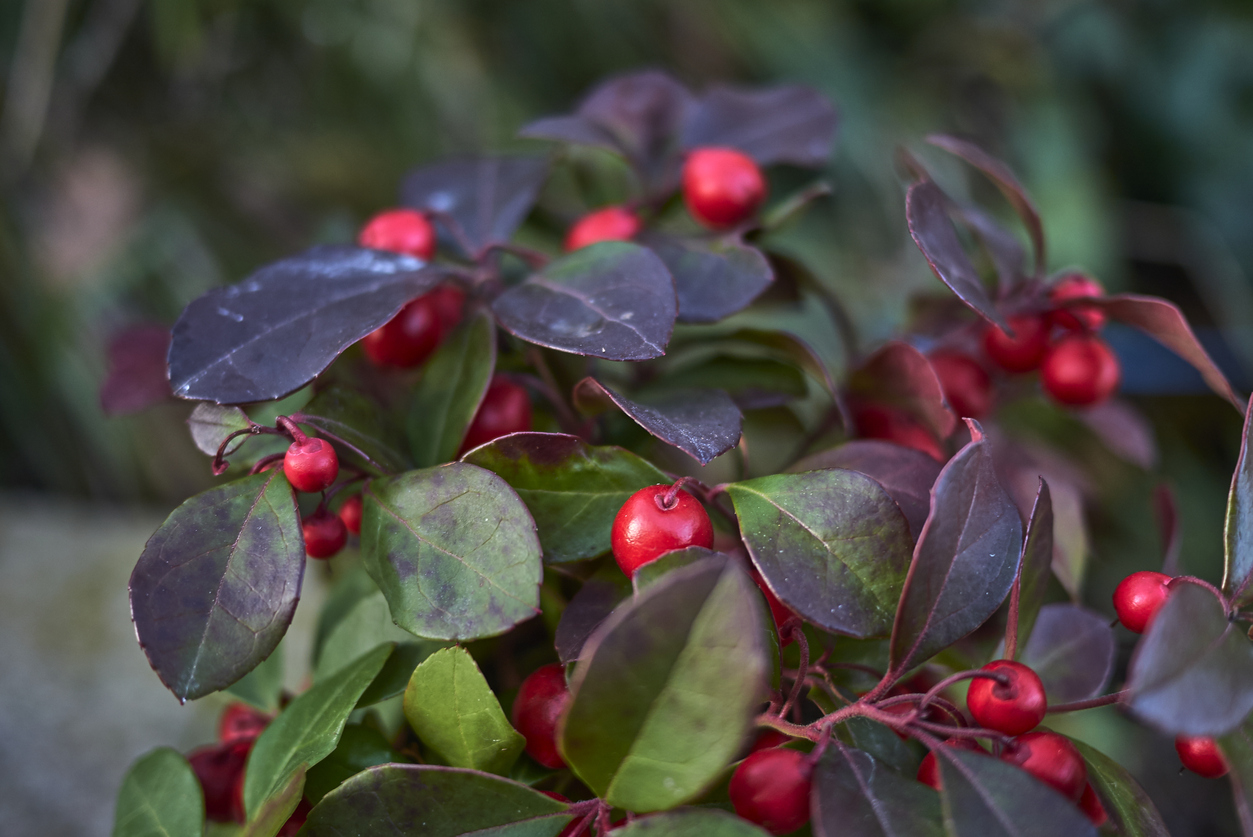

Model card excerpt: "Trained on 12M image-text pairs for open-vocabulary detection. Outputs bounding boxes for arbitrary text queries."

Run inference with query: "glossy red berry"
[1078,782,1108,827]
[338,494,363,536]
[852,403,944,461]
[1112,571,1172,634]
[966,660,1047,736]
[729,747,813,836]
[303,510,347,559]
[284,437,339,493]
[428,284,466,338]
[610,485,715,577]
[749,729,792,754]
[1176,735,1229,778]
[565,206,641,251]
[682,147,767,229]
[362,295,441,368]
[512,664,571,769]
[218,702,269,743]
[358,208,436,260]
[1048,273,1107,331]
[983,314,1050,373]
[917,738,984,791]
[1000,731,1087,801]
[459,376,532,454]
[1041,333,1121,407]
[189,739,253,822]
[930,352,993,419]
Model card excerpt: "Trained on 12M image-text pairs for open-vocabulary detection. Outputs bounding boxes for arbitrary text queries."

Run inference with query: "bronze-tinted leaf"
[1020,603,1115,703]
[682,84,837,168]
[849,341,956,441]
[642,233,773,324]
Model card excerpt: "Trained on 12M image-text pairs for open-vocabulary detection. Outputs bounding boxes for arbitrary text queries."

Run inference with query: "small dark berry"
[188,739,253,822]
[729,747,812,835]
[303,510,347,559]
[338,494,363,536]
[362,296,441,368]
[459,376,532,454]
[512,664,571,769]
[218,702,269,743]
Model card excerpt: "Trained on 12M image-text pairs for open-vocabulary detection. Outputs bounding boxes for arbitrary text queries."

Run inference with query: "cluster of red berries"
[282,433,351,559]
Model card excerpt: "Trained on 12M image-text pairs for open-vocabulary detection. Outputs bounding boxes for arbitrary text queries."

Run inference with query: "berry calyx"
[1041,333,1121,407]
[459,376,532,454]
[930,352,993,419]
[1112,571,1172,634]
[1048,273,1107,332]
[1176,735,1228,778]
[917,738,984,791]
[729,747,813,836]
[852,402,944,461]
[682,147,767,229]
[283,437,339,493]
[1078,782,1108,827]
[1000,731,1087,801]
[983,314,1050,373]
[338,494,363,535]
[966,660,1047,736]
[218,702,269,743]
[565,206,641,251]
[358,208,436,260]
[512,664,571,769]
[610,483,715,577]
[362,295,441,368]
[188,739,253,822]
[303,510,347,559]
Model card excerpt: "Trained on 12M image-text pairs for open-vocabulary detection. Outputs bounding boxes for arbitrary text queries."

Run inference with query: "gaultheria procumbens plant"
[103,70,1253,837]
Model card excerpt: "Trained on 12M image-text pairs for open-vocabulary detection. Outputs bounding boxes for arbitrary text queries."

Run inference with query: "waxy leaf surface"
[560,557,768,811]
[112,748,203,837]
[631,547,721,593]
[1226,395,1253,606]
[361,463,542,641]
[682,84,837,167]
[554,565,632,662]
[937,748,1097,837]
[296,386,410,474]
[408,310,496,467]
[614,809,771,836]
[1010,480,1053,660]
[304,724,406,804]
[812,746,942,837]
[727,469,914,638]
[101,324,172,416]
[850,341,956,440]
[187,402,251,457]
[642,233,773,323]
[1020,603,1114,703]
[1072,740,1169,837]
[168,246,440,404]
[130,470,304,701]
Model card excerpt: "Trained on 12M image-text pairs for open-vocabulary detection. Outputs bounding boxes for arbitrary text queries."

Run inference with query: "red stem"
[276,416,307,445]
[1046,690,1128,714]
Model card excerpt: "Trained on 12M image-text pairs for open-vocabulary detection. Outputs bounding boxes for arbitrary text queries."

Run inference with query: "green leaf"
[812,745,942,837]
[834,717,917,775]
[243,643,392,816]
[1010,480,1052,660]
[938,748,1096,837]
[632,547,721,593]
[649,356,807,408]
[361,462,542,640]
[613,808,771,836]
[464,432,669,564]
[404,646,526,773]
[312,562,379,662]
[561,556,769,812]
[726,469,914,638]
[240,765,305,837]
[297,386,410,474]
[188,402,251,456]
[226,641,285,712]
[305,723,406,804]
[1222,718,1253,836]
[303,764,571,837]
[112,747,204,837]
[408,310,497,466]
[1071,740,1169,837]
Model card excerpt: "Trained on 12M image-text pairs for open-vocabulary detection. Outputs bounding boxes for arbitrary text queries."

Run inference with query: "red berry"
[459,376,532,454]
[610,485,715,577]
[729,747,812,835]
[966,660,1047,736]
[749,729,792,754]
[1112,571,1172,634]
[1176,735,1229,778]
[852,403,944,461]
[362,295,441,368]
[565,206,641,251]
[1041,333,1121,407]
[1049,273,1107,332]
[188,739,253,822]
[917,738,984,791]
[682,147,767,229]
[218,702,269,743]
[1078,782,1108,827]
[338,494,363,536]
[930,352,994,419]
[303,510,347,559]
[751,568,797,647]
[1000,731,1087,801]
[983,314,1050,373]
[428,284,466,338]
[284,437,339,493]
[512,664,571,769]
[358,208,436,260]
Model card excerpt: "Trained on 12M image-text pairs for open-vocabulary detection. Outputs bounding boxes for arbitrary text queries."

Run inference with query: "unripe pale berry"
[565,206,641,251]
[338,494,363,536]
[682,147,767,229]
[852,402,944,461]
[610,485,715,577]
[358,208,436,261]
[917,738,984,791]
[1112,571,1172,633]
[218,702,269,743]
[966,660,1047,736]
[188,739,253,822]
[1176,735,1228,778]
[511,664,571,769]
[362,296,441,368]
[284,437,339,493]
[983,314,1050,373]
[729,747,812,835]
[459,377,532,454]
[1048,273,1107,332]
[930,351,993,419]
[1041,333,1121,407]
[1000,731,1087,801]
[1078,783,1108,827]
[303,510,347,559]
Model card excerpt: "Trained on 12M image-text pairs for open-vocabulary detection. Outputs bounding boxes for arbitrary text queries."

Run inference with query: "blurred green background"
[2,0,1253,834]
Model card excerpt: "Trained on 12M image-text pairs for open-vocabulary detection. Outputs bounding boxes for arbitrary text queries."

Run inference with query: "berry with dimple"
[459,376,532,454]
[966,660,1047,736]
[218,702,269,743]
[852,402,944,461]
[1041,332,1121,407]
[358,208,436,260]
[729,747,813,835]
[610,485,715,577]
[983,314,1050,373]
[338,494,363,536]
[917,738,984,791]
[1049,273,1107,332]
[682,147,767,229]
[512,664,571,769]
[362,295,441,368]
[284,437,339,493]
[565,206,641,251]
[930,352,993,419]
[1112,571,1172,633]
[1078,783,1108,827]
[303,510,347,559]
[1176,735,1228,778]
[189,739,253,822]
[1000,731,1087,801]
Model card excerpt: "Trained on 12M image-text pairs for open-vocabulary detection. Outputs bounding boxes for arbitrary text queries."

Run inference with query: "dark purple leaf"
[613,809,772,836]
[641,233,773,323]
[1127,581,1253,736]
[168,246,440,404]
[100,324,172,415]
[925,134,1046,276]
[811,745,942,837]
[400,155,549,259]
[949,203,1026,293]
[1010,480,1052,661]
[1154,483,1182,576]
[937,748,1097,837]
[717,328,839,397]
[850,341,956,441]
[554,566,631,663]
[906,179,1007,330]
[890,422,1024,674]
[573,378,742,465]
[129,470,304,701]
[681,84,838,168]
[1227,396,1253,606]
[295,386,410,474]
[1020,603,1115,703]
[1077,399,1159,470]
[492,242,676,361]
[652,356,807,410]
[1072,740,1170,837]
